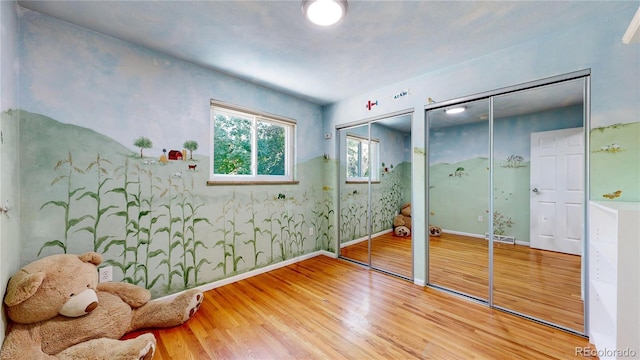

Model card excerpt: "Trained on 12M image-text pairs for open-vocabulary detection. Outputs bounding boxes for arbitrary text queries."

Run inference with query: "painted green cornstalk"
[244,192,264,268]
[39,151,89,255]
[155,178,180,290]
[174,186,192,288]
[274,213,286,261]
[185,180,211,285]
[213,196,234,276]
[76,154,117,253]
[105,159,138,280]
[263,208,279,263]
[321,198,335,250]
[292,214,306,255]
[128,169,147,286]
[227,192,245,273]
[140,168,166,289]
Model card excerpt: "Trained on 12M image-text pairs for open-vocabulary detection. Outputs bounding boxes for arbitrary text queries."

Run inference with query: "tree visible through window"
[257,121,285,175]
[210,102,295,182]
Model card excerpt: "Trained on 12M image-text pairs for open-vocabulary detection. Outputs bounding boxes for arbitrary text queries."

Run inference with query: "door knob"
[532,188,539,193]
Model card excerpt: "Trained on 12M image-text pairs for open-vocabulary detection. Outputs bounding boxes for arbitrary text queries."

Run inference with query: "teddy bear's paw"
[138,340,155,360]
[178,289,204,323]
[134,333,156,360]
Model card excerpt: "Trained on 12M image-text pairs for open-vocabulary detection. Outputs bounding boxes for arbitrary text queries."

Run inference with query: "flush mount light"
[302,0,348,27]
[445,106,466,115]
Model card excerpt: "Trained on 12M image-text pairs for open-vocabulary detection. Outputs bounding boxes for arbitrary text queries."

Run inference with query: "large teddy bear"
[393,202,412,237]
[0,252,204,360]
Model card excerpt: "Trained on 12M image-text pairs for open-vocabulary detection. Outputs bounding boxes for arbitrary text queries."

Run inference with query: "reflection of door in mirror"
[338,124,370,265]
[427,99,490,300]
[492,78,585,333]
[370,115,412,279]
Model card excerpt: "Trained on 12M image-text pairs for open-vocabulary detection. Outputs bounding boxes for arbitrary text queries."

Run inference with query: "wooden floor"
[341,232,583,332]
[340,231,412,278]
[429,233,584,332]
[128,255,595,359]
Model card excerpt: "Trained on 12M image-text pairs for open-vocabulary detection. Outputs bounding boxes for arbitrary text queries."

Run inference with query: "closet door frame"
[336,108,415,280]
[424,69,591,336]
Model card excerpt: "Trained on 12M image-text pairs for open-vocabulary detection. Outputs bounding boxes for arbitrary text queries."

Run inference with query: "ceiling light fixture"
[302,0,348,27]
[445,106,466,115]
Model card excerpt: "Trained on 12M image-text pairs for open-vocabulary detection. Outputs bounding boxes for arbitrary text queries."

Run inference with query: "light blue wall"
[324,7,640,284]
[18,9,323,164]
[0,0,21,347]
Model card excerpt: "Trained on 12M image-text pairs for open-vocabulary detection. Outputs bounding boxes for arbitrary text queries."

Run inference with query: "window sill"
[207,180,299,186]
[346,180,381,184]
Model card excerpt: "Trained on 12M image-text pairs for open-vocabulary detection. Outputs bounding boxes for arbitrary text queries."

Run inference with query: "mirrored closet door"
[338,112,413,279]
[426,72,588,335]
[427,98,490,300]
[491,78,586,333]
[338,123,371,265]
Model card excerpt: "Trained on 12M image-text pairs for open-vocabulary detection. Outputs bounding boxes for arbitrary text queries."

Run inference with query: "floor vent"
[485,233,516,244]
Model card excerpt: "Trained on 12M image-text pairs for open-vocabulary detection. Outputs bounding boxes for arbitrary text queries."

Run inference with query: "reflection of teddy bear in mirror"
[393,203,412,237]
[0,252,203,360]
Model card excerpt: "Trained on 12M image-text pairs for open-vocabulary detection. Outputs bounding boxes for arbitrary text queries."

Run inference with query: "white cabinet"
[589,201,640,359]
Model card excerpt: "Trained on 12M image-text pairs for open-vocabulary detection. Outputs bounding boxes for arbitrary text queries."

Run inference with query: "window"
[346,134,379,182]
[210,100,296,183]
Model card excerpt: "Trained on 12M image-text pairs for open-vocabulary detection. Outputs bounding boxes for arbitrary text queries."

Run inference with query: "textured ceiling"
[17,1,637,105]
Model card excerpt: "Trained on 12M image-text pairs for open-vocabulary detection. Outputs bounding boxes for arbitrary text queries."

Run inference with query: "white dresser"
[589,201,640,359]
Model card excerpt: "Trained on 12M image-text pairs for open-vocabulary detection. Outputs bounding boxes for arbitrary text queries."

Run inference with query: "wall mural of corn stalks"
[339,162,409,241]
[19,111,334,298]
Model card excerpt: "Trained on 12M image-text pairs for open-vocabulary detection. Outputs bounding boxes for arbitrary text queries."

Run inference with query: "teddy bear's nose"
[85,301,98,313]
[60,288,99,317]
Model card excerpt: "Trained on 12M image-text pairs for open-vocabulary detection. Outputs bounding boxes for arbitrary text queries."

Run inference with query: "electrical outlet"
[309,227,314,236]
[477,215,483,222]
[99,266,113,283]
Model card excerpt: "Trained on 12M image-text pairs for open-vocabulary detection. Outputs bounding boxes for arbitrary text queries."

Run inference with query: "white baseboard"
[443,229,530,247]
[414,278,426,287]
[153,249,335,302]
[340,228,393,248]
[442,229,484,238]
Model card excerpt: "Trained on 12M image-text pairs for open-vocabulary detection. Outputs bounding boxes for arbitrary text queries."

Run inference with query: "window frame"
[346,133,380,183]
[209,100,297,184]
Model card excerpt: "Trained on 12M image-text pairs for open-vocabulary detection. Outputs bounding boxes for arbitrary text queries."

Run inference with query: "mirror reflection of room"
[339,124,371,265]
[426,78,586,334]
[492,79,585,333]
[427,99,490,300]
[338,114,413,279]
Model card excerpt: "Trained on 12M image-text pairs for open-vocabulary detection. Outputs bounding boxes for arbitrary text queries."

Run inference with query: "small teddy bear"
[393,203,412,237]
[429,225,442,237]
[0,252,203,360]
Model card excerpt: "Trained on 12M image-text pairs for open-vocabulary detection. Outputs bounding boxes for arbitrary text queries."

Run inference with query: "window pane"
[213,113,252,175]
[346,138,360,178]
[361,141,370,177]
[370,141,379,180]
[257,120,285,175]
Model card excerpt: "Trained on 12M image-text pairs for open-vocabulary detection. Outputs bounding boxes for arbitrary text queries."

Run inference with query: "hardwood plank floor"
[340,231,412,277]
[342,231,583,331]
[429,233,584,331]
[127,255,595,359]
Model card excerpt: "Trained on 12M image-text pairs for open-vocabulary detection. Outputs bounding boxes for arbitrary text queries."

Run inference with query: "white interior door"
[530,127,584,255]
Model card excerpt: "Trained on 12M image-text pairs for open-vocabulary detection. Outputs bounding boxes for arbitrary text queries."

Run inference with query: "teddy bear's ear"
[79,252,103,265]
[4,271,46,306]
